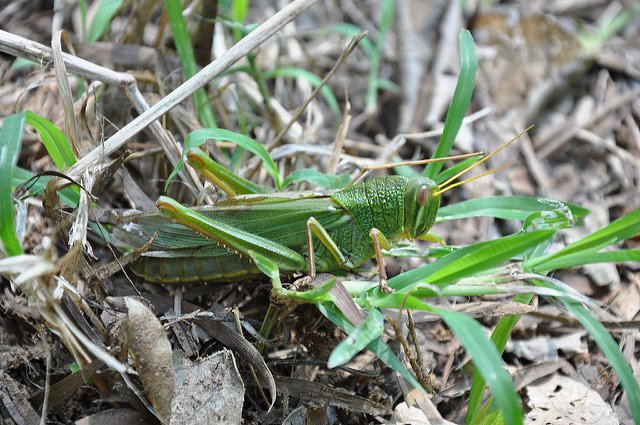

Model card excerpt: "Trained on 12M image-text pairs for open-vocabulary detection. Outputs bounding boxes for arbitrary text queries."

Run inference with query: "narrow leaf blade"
[317,302,427,394]
[533,249,640,271]
[327,308,384,368]
[282,168,350,190]
[25,110,76,170]
[527,208,640,271]
[86,0,124,42]
[265,67,340,119]
[438,196,589,222]
[388,230,556,292]
[424,30,477,179]
[166,128,281,191]
[435,307,523,425]
[165,0,217,127]
[0,113,26,256]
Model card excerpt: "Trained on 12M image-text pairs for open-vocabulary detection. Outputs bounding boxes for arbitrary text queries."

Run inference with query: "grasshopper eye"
[404,177,440,239]
[416,185,429,206]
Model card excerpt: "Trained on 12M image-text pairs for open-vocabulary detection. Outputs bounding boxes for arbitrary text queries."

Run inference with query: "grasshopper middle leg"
[370,228,392,293]
[306,217,391,292]
[305,217,349,277]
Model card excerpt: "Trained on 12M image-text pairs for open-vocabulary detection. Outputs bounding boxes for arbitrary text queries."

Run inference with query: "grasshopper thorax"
[403,177,440,239]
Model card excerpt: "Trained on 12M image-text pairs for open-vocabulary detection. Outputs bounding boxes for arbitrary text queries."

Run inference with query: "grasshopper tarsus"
[379,280,393,294]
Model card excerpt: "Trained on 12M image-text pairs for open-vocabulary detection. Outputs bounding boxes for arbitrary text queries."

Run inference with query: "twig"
[245,32,366,180]
[0,29,135,85]
[406,311,426,380]
[267,32,366,152]
[58,0,319,186]
[388,315,433,392]
[0,29,203,189]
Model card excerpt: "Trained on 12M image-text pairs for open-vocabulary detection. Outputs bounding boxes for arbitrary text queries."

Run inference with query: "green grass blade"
[370,294,523,425]
[324,23,374,57]
[11,58,37,70]
[522,207,578,232]
[264,67,340,119]
[327,308,384,368]
[564,300,640,424]
[317,302,427,394]
[231,0,249,22]
[25,110,76,170]
[223,1,252,43]
[527,208,640,271]
[530,279,640,424]
[467,292,533,421]
[472,411,504,425]
[166,128,281,191]
[532,249,640,271]
[79,0,87,38]
[384,243,456,261]
[281,279,336,303]
[424,30,477,179]
[165,0,217,128]
[215,15,259,34]
[375,78,400,93]
[0,113,26,256]
[217,65,254,79]
[580,8,637,52]
[388,230,556,292]
[86,0,124,42]
[282,168,350,190]
[433,156,482,185]
[186,147,267,194]
[365,0,394,112]
[468,209,640,419]
[438,196,589,222]
[435,307,523,425]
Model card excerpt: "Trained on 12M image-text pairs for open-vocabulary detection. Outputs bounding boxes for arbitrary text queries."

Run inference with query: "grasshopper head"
[403,177,440,239]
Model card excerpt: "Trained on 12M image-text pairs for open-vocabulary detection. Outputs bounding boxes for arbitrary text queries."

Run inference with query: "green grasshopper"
[111,130,525,290]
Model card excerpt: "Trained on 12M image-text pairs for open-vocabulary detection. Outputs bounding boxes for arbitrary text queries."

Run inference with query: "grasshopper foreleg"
[306,217,349,278]
[369,228,392,293]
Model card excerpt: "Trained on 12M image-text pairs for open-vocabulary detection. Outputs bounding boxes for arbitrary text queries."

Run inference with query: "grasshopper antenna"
[433,125,534,196]
[434,162,514,196]
[349,151,484,186]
